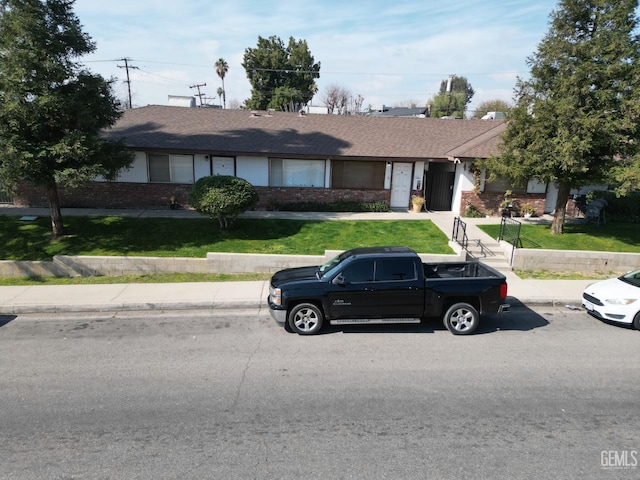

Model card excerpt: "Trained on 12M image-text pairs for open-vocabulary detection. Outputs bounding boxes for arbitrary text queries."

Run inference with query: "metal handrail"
[498,217,522,265]
[451,217,469,250]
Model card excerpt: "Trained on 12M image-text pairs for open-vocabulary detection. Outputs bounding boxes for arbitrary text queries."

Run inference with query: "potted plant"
[485,208,494,218]
[500,190,520,217]
[411,195,425,212]
[169,194,179,210]
[521,203,536,218]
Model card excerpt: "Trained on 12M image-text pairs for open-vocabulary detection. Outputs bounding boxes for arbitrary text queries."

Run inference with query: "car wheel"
[288,303,324,335]
[443,302,479,335]
[633,312,640,331]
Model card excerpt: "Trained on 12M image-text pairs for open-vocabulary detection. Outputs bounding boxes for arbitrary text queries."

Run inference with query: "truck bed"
[423,261,503,279]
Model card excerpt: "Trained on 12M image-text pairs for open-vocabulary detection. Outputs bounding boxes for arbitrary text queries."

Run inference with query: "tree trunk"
[551,184,571,235]
[46,179,65,237]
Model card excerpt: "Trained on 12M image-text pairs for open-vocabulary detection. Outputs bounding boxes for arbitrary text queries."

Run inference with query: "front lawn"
[478,222,640,252]
[0,216,453,261]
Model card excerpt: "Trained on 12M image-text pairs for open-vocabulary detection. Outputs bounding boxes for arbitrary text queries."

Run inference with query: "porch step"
[464,239,513,272]
[473,255,513,273]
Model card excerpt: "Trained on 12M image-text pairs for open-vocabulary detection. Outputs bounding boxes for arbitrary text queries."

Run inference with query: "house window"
[331,160,385,189]
[483,174,525,194]
[269,158,326,187]
[148,154,194,183]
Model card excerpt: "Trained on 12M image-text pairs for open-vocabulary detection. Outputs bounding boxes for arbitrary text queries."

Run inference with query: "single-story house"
[11,104,564,215]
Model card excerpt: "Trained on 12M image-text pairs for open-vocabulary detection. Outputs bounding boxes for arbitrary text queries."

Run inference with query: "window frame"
[147,153,195,184]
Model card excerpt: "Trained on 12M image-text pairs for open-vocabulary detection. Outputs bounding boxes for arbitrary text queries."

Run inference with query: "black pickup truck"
[268,246,509,335]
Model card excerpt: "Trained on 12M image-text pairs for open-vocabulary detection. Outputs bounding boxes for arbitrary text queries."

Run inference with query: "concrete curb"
[0,297,585,316]
[506,296,583,308]
[0,299,264,315]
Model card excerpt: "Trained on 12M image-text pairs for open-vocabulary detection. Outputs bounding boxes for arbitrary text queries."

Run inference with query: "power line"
[85,58,523,79]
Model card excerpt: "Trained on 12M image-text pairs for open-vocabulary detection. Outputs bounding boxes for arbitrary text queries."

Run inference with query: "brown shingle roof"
[104,105,504,160]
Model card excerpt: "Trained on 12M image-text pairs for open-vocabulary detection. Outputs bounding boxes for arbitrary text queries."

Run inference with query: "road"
[1,305,638,479]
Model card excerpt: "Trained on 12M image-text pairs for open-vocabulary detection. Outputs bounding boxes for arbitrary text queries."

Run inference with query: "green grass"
[0,272,271,286]
[478,222,640,252]
[0,216,453,261]
[514,269,622,280]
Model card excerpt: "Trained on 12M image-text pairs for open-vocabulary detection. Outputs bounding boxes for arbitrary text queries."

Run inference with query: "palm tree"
[216,87,224,107]
[214,58,228,109]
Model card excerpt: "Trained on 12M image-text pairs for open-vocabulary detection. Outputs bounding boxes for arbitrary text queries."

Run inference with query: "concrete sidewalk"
[0,206,592,314]
[0,276,590,315]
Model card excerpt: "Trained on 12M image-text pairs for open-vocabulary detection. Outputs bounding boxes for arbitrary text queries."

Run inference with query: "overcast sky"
[74,0,561,115]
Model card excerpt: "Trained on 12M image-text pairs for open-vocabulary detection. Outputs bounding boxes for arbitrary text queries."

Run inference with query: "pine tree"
[242,35,320,111]
[484,0,640,234]
[0,0,134,236]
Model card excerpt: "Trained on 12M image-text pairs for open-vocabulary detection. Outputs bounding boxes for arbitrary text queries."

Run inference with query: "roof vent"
[250,110,260,117]
[298,110,306,116]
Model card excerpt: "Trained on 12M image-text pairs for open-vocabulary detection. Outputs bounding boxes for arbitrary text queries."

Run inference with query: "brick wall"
[253,187,390,209]
[461,191,547,216]
[13,182,391,210]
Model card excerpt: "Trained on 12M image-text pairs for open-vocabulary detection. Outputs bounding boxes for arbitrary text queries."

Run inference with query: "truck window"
[341,260,375,283]
[377,258,416,282]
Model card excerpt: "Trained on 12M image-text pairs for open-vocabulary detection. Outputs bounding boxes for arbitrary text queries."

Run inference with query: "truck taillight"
[500,283,508,299]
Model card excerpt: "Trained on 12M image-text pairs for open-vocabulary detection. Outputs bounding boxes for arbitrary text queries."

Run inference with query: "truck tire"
[443,302,479,335]
[288,303,324,335]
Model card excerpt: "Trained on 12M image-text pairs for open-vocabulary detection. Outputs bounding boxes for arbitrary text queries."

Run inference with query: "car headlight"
[605,298,637,305]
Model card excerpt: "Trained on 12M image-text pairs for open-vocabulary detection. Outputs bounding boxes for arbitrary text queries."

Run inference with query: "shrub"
[588,190,640,223]
[462,204,484,218]
[278,201,390,212]
[188,176,258,228]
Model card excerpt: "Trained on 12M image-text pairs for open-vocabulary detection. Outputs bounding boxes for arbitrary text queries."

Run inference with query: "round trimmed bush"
[188,175,258,228]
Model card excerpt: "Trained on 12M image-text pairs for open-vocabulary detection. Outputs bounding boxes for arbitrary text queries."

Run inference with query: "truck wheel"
[443,302,479,335]
[633,312,640,331]
[288,303,324,335]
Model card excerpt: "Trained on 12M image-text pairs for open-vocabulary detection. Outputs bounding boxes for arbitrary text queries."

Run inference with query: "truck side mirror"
[332,274,346,286]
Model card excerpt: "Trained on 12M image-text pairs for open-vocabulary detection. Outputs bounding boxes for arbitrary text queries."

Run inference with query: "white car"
[583,269,640,330]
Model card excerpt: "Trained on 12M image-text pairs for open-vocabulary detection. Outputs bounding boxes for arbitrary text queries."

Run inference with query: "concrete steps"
[463,238,513,272]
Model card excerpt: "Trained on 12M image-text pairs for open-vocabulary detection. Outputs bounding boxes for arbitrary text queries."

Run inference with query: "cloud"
[74,0,559,111]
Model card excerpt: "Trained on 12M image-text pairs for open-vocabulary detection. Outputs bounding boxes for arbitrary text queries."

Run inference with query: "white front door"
[390,163,413,209]
[212,156,235,176]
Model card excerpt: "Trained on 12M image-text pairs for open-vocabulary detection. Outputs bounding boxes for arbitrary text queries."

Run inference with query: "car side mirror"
[332,274,346,286]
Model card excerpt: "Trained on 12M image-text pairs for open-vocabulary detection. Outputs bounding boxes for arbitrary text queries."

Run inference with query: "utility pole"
[446,74,455,117]
[189,83,207,106]
[117,58,139,109]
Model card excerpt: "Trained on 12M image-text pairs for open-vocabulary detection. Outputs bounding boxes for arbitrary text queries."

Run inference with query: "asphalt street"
[1,305,638,479]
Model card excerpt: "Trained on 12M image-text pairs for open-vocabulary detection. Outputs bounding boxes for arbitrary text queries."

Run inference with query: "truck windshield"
[318,250,352,278]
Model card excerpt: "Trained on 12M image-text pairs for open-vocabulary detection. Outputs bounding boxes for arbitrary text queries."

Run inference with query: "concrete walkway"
[0,206,593,314]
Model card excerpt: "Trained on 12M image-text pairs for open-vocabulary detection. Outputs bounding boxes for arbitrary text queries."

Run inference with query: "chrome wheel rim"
[450,308,475,332]
[293,307,319,332]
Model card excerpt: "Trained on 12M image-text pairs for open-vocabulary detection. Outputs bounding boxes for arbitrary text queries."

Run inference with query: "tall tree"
[214,57,228,109]
[242,35,320,111]
[427,75,475,118]
[216,86,224,107]
[322,84,351,114]
[0,0,134,237]
[481,0,640,234]
[471,99,512,119]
